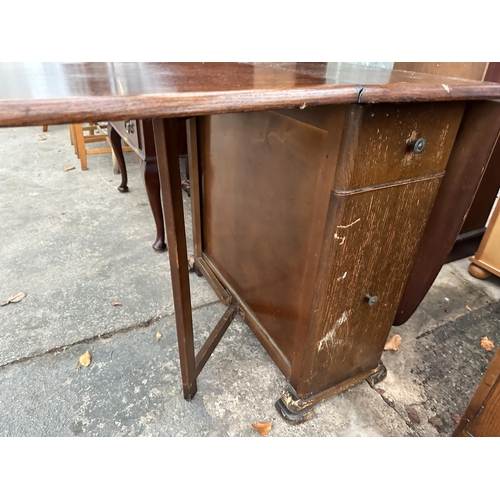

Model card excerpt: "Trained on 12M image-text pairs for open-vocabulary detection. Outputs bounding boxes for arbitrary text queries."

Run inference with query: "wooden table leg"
[108,125,129,192]
[73,123,87,170]
[152,117,197,400]
[140,158,166,252]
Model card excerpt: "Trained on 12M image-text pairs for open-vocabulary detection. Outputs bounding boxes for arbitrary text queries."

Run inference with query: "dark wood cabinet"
[190,100,465,418]
[3,62,500,422]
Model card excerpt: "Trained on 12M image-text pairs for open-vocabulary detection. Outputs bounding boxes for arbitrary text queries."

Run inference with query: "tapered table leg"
[140,158,166,251]
[108,125,129,192]
[152,117,197,400]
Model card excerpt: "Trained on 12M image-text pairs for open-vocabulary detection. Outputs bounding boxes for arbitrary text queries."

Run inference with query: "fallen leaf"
[252,421,272,436]
[384,334,401,351]
[1,292,27,306]
[451,414,461,424]
[64,166,75,171]
[38,134,46,141]
[428,416,443,427]
[156,332,162,340]
[466,305,472,312]
[375,388,386,396]
[480,336,495,351]
[79,351,92,367]
[112,302,122,307]
[407,408,421,424]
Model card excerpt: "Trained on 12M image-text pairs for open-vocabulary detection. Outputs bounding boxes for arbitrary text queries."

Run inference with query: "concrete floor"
[1,124,499,437]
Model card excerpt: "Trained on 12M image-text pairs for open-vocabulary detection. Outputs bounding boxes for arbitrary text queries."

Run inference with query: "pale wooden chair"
[69,122,132,170]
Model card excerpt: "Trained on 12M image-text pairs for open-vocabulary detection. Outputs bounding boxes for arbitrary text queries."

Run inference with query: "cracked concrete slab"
[0,125,217,366]
[0,303,416,437]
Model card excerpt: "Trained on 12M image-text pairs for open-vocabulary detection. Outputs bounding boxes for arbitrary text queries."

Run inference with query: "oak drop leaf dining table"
[2,62,500,423]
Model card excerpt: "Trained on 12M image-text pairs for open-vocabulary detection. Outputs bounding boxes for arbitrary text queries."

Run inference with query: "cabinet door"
[295,176,442,397]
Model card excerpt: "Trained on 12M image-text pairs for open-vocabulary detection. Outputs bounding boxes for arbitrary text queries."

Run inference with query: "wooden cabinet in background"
[454,347,500,437]
[109,119,187,252]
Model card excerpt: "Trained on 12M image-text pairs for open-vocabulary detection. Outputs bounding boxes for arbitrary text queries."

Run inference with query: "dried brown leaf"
[252,421,272,436]
[451,414,461,424]
[428,416,443,427]
[1,292,27,306]
[79,351,92,367]
[375,388,386,396]
[156,332,162,340]
[407,408,421,424]
[384,334,402,351]
[480,336,494,351]
[64,166,75,171]
[112,302,122,307]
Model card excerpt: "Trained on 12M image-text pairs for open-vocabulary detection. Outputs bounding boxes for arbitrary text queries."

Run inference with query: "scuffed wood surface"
[297,177,442,397]
[337,102,465,190]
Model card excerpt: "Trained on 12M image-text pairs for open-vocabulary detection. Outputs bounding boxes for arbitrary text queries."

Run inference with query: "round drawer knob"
[407,137,426,154]
[365,294,379,306]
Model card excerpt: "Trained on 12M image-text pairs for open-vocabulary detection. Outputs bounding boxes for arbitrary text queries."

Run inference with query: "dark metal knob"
[365,294,379,306]
[124,120,135,134]
[407,137,426,154]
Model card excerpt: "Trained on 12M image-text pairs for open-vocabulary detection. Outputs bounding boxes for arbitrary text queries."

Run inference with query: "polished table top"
[2,62,500,127]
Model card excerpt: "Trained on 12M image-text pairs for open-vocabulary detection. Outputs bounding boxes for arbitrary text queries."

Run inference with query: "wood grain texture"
[2,63,500,127]
[393,62,488,82]
[454,348,500,437]
[198,107,346,365]
[484,62,500,84]
[394,101,500,326]
[295,177,442,397]
[336,102,465,190]
[153,117,197,400]
[461,131,500,233]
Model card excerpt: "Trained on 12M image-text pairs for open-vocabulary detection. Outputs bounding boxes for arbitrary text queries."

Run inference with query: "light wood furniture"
[69,122,132,170]
[453,347,500,436]
[2,62,500,422]
[468,197,500,279]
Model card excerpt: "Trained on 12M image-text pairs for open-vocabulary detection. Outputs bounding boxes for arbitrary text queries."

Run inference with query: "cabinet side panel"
[297,177,442,397]
[199,108,345,363]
